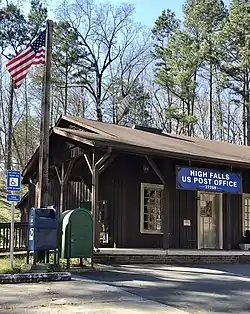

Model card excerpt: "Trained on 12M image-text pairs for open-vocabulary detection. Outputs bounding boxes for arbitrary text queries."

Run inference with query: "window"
[140,183,164,234]
[243,195,250,233]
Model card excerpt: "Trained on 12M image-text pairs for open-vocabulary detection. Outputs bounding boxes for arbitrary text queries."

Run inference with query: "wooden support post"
[145,156,165,185]
[162,159,170,250]
[92,161,98,249]
[55,160,74,215]
[90,148,112,250]
[59,163,64,215]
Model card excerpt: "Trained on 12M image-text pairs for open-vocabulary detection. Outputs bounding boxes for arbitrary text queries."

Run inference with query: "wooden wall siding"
[64,181,91,210]
[223,194,242,250]
[243,169,250,193]
[99,154,163,248]
[48,178,91,213]
[44,150,247,250]
[99,177,127,247]
[168,188,197,249]
[48,178,60,209]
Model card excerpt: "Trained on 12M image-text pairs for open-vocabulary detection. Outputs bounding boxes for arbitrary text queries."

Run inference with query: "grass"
[0,255,93,274]
[0,257,23,274]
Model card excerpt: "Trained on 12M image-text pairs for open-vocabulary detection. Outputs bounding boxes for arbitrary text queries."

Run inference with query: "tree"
[183,0,227,139]
[220,0,250,145]
[57,0,136,121]
[52,21,88,115]
[153,24,200,135]
[152,9,180,133]
[13,116,40,167]
[0,0,47,170]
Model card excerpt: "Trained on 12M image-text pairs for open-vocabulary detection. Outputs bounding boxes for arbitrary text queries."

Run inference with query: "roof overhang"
[21,115,250,185]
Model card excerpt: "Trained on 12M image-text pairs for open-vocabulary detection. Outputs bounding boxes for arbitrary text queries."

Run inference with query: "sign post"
[7,170,21,271]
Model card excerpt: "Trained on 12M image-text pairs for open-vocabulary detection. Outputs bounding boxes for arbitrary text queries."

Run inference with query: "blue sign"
[176,167,242,194]
[7,170,21,192]
[7,194,21,202]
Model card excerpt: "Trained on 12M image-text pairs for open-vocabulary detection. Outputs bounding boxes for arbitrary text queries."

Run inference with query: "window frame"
[140,182,164,234]
[242,194,250,235]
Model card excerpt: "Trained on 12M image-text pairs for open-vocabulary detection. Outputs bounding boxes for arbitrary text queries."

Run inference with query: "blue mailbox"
[28,207,58,251]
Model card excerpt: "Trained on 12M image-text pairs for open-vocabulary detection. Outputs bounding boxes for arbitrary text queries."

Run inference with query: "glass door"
[198,192,222,249]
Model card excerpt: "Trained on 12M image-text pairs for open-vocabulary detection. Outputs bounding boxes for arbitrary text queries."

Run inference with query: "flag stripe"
[7,49,35,73]
[12,61,35,81]
[6,47,32,67]
[14,75,27,89]
[6,30,46,89]
[8,52,36,75]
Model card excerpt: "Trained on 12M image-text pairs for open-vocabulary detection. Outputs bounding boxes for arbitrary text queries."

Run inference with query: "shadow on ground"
[79,264,250,313]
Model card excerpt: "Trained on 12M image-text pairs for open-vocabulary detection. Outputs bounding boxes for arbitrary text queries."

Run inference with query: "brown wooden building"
[20,115,250,251]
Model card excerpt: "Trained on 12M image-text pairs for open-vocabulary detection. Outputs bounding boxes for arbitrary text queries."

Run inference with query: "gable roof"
[22,115,250,183]
[54,115,250,167]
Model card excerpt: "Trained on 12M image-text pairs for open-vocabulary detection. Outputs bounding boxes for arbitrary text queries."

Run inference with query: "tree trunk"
[246,70,250,146]
[167,89,172,133]
[227,93,230,142]
[64,68,68,115]
[96,73,103,121]
[243,78,246,145]
[209,60,213,140]
[190,70,197,136]
[216,83,224,141]
[7,80,14,170]
[81,87,85,117]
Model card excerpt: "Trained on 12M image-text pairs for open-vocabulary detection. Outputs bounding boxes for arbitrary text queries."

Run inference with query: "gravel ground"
[0,276,187,314]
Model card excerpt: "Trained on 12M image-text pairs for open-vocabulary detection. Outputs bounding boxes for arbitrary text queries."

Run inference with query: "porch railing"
[0,222,28,252]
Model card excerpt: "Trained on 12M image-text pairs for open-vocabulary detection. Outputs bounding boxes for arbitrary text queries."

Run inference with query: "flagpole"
[38,20,53,208]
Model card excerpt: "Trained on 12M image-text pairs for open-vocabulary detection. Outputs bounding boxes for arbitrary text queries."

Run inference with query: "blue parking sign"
[7,170,21,192]
[7,194,21,202]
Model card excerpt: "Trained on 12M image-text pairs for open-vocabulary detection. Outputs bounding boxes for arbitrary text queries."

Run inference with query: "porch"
[93,248,250,264]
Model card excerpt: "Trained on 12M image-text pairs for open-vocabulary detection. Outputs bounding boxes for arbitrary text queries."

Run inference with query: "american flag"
[6,30,46,89]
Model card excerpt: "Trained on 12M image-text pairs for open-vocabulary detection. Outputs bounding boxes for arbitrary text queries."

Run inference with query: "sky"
[25,0,232,28]
[43,0,232,27]
[96,0,185,25]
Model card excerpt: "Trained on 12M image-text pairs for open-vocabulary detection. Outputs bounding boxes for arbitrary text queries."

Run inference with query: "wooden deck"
[0,222,28,252]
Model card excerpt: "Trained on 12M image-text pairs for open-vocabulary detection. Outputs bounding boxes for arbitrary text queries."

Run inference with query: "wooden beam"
[53,127,95,147]
[55,166,62,184]
[95,147,112,169]
[84,154,93,175]
[64,160,74,182]
[145,156,165,185]
[99,155,117,175]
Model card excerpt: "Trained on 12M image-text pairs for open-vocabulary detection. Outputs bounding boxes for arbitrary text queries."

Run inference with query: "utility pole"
[38,20,53,208]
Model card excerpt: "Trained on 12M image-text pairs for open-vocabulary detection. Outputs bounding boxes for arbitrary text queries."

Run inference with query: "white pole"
[10,192,14,270]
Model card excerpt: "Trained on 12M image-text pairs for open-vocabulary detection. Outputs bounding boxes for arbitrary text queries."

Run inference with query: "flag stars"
[31,31,46,53]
